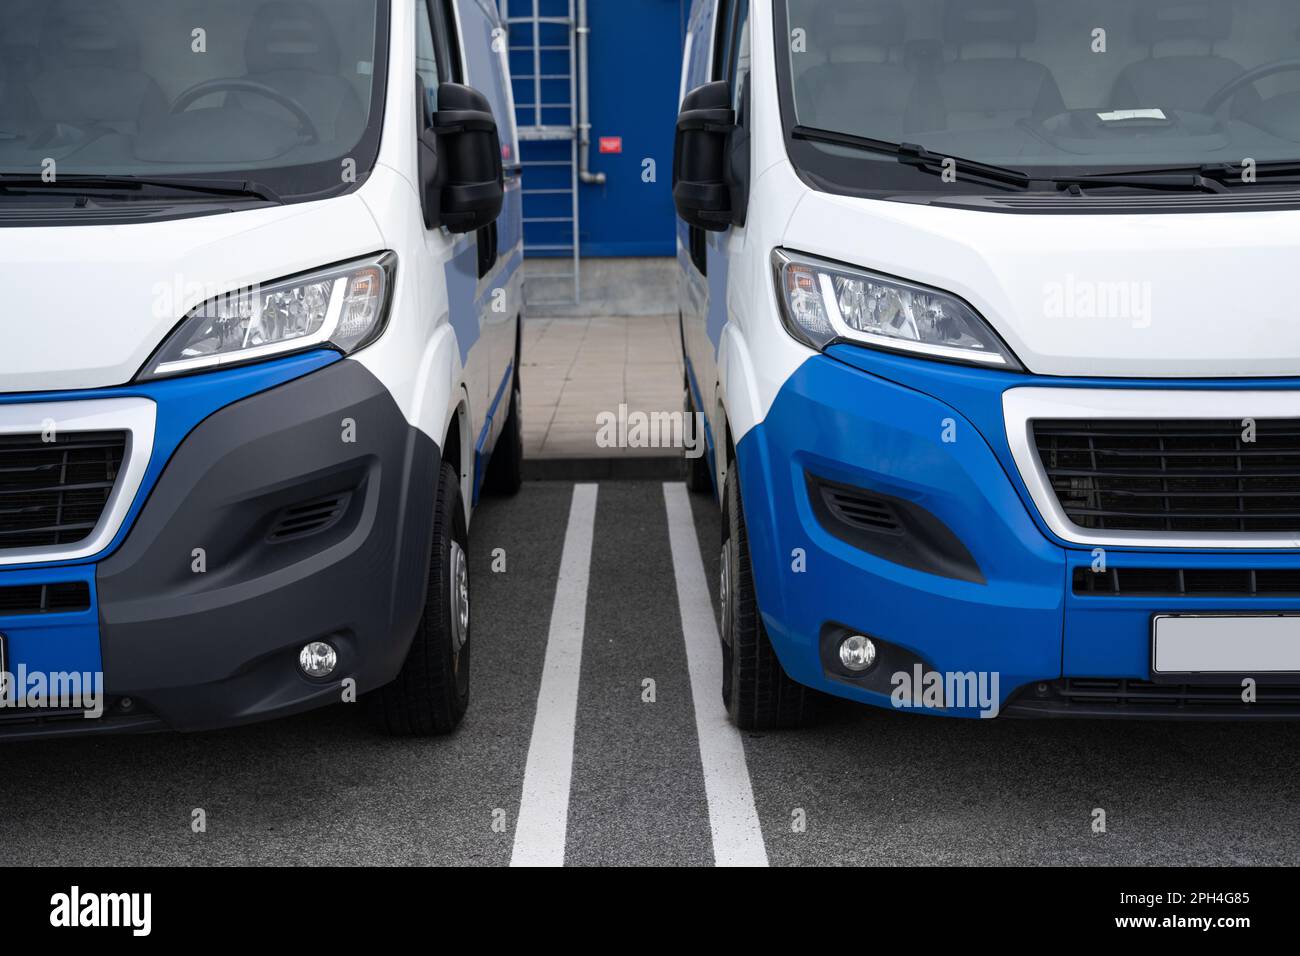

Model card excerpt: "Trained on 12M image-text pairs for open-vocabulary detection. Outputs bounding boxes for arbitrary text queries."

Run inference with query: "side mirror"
[673,80,736,232]
[418,82,505,233]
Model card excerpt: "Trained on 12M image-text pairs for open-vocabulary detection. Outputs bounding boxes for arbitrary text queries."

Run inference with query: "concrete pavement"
[4,482,1299,867]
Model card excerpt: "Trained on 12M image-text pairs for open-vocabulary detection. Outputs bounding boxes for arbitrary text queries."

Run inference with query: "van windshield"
[780,0,1300,191]
[0,0,386,201]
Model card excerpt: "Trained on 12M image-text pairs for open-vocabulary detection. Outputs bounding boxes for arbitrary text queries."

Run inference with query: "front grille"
[1033,418,1300,533]
[1007,678,1300,719]
[0,582,91,616]
[0,431,126,551]
[1075,566,1300,597]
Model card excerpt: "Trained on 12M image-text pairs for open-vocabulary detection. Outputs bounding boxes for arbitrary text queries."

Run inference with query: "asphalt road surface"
[4,480,1300,866]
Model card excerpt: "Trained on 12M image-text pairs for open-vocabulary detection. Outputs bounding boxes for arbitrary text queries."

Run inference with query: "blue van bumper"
[0,354,437,739]
[733,347,1300,719]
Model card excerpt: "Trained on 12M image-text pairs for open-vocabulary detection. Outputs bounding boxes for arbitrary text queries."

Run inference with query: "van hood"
[0,197,385,394]
[784,191,1300,379]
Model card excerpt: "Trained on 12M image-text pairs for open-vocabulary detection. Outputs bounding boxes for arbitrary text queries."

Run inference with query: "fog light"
[838,634,877,673]
[298,642,338,679]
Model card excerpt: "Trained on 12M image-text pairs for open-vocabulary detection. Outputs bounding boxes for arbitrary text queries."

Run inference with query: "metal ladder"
[502,0,581,305]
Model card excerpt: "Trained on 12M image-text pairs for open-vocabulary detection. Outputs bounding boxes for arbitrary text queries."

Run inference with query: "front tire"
[720,459,813,730]
[366,461,471,736]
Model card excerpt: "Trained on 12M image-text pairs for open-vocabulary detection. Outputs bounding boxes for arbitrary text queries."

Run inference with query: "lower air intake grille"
[1007,678,1300,719]
[1075,567,1300,597]
[0,582,92,616]
[0,431,126,551]
[1032,417,1300,533]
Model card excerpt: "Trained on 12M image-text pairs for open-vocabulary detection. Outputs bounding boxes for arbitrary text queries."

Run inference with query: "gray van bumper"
[93,359,439,733]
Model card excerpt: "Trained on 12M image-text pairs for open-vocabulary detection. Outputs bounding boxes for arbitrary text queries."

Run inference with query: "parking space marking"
[510,483,599,867]
[663,483,769,868]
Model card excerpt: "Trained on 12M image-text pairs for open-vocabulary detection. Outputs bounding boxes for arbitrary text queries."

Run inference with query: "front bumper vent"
[805,473,984,584]
[267,492,353,543]
[818,484,903,535]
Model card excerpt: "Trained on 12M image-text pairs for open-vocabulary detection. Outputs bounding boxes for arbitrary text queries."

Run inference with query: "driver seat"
[236,2,365,147]
[1111,0,1261,118]
[936,0,1066,130]
[794,1,940,140]
[29,0,167,135]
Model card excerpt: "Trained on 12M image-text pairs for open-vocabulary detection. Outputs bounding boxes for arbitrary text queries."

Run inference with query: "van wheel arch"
[442,396,472,526]
[714,392,733,500]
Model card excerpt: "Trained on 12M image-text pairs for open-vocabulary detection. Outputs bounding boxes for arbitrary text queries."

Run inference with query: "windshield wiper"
[792,125,1033,190]
[791,127,1300,197]
[0,173,283,204]
[1051,171,1229,195]
[1193,160,1300,188]
[1055,161,1300,195]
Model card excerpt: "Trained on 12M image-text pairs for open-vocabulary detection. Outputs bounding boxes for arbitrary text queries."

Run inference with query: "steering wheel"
[170,79,320,145]
[1203,58,1300,115]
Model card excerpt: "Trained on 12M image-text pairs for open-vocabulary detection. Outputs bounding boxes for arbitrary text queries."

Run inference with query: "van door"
[680,0,716,431]
[683,0,750,470]
[417,0,491,497]
[456,0,524,495]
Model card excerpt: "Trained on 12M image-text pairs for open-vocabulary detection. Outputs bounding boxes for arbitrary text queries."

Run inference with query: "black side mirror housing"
[673,80,737,232]
[418,82,505,233]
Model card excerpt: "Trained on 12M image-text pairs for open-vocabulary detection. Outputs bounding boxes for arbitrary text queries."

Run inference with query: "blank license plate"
[1153,615,1300,676]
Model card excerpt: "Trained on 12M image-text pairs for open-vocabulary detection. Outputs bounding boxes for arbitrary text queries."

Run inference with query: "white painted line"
[510,483,599,867]
[663,482,769,868]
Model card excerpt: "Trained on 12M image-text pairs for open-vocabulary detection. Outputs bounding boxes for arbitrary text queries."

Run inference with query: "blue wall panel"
[506,0,688,259]
[581,0,687,257]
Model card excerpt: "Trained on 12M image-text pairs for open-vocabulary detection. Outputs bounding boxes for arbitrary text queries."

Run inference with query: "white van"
[676,0,1300,725]
[0,0,523,738]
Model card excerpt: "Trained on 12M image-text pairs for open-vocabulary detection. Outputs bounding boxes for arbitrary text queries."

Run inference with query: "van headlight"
[772,249,1017,368]
[140,253,397,380]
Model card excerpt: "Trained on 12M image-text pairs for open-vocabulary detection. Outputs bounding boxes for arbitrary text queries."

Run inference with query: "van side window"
[713,0,737,84]
[729,0,751,115]
[416,2,441,126]
[711,0,750,115]
[417,1,461,127]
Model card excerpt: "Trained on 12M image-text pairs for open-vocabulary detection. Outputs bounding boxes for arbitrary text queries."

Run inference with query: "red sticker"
[598,136,623,155]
